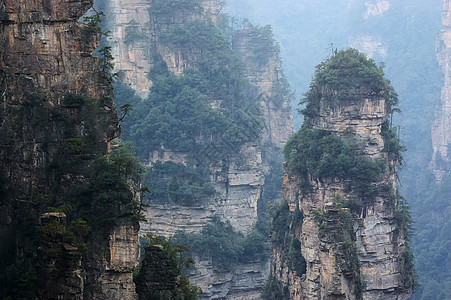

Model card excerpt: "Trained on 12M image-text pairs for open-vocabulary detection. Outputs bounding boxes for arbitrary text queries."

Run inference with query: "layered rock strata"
[106,0,293,298]
[107,0,222,95]
[0,0,138,298]
[272,56,413,299]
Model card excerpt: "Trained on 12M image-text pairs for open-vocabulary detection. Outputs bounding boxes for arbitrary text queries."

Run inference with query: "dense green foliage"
[381,120,405,162]
[150,0,204,16]
[261,142,284,203]
[271,202,307,276]
[121,61,262,162]
[262,202,305,299]
[283,127,387,202]
[409,175,451,299]
[288,238,307,276]
[159,19,230,55]
[271,201,291,246]
[172,216,270,272]
[145,161,216,206]
[68,142,146,225]
[114,1,266,208]
[135,234,201,299]
[301,48,398,120]
[115,2,263,163]
[124,70,261,158]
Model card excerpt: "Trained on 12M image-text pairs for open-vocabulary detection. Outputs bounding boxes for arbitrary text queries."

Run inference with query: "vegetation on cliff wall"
[273,48,416,297]
[114,1,266,208]
[150,0,204,16]
[172,216,270,272]
[110,1,292,296]
[223,1,447,297]
[284,127,388,201]
[0,90,145,298]
[0,10,145,298]
[135,234,202,299]
[144,161,216,206]
[301,48,398,120]
[262,276,289,300]
[121,60,262,161]
[263,202,305,300]
[314,207,366,297]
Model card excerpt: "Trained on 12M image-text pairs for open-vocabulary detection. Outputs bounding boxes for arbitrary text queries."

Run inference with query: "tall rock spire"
[269,49,415,300]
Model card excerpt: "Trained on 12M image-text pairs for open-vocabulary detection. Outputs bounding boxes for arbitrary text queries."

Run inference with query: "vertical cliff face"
[135,8,293,239]
[0,0,139,298]
[107,0,152,95]
[232,27,294,149]
[108,0,292,233]
[107,0,221,95]
[271,49,414,300]
[136,0,265,236]
[107,0,293,298]
[432,0,451,180]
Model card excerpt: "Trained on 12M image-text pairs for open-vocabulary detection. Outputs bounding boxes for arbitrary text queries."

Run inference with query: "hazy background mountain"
[224,1,449,299]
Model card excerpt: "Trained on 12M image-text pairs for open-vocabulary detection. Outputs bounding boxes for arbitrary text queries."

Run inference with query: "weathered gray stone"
[273,90,412,299]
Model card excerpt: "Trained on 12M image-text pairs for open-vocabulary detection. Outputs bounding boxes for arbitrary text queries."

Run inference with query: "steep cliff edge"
[0,1,140,299]
[269,49,415,300]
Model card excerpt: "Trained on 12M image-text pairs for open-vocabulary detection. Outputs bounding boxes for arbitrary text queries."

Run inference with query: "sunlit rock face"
[432,0,451,181]
[107,0,153,96]
[0,0,138,298]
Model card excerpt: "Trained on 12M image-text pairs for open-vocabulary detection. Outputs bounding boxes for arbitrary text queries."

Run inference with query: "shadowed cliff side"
[0,1,141,299]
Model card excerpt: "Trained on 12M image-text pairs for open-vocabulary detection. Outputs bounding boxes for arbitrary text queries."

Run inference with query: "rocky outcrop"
[0,0,138,298]
[108,0,264,233]
[188,257,271,300]
[271,50,413,300]
[432,0,451,181]
[143,141,264,236]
